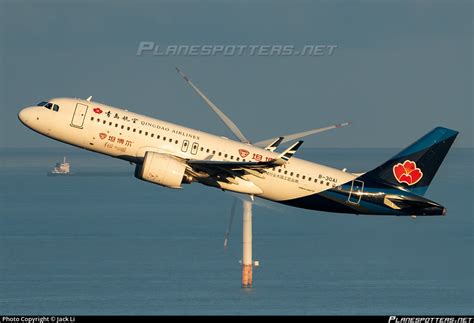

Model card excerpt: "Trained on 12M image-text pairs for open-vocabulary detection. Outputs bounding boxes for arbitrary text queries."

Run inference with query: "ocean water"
[0,148,473,315]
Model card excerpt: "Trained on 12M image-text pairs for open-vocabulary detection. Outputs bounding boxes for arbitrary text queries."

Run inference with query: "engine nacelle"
[135,152,186,189]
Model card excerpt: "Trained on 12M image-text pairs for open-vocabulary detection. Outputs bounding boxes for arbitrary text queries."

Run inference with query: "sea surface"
[1,148,473,315]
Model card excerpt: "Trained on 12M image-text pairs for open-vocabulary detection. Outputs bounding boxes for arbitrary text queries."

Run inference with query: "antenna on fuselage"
[86,96,92,102]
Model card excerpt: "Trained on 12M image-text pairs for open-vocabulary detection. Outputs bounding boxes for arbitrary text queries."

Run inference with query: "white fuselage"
[19,98,357,202]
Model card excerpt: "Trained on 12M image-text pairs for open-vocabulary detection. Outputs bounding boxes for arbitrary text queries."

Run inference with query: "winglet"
[264,137,284,152]
[276,141,304,164]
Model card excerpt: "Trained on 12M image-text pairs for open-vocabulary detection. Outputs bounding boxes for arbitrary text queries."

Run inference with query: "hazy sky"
[1,0,472,148]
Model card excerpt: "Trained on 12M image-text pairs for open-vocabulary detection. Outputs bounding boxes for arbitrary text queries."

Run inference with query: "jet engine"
[135,151,187,189]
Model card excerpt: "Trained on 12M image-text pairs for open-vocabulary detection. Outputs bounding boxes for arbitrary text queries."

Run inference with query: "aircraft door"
[70,103,88,129]
[347,180,364,204]
[181,140,189,152]
[191,142,199,155]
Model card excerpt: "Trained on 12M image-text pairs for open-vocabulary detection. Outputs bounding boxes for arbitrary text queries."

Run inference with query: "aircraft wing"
[187,159,275,180]
[188,159,275,170]
[186,141,303,179]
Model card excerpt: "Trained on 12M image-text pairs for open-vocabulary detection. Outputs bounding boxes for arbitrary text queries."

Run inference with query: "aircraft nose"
[18,107,34,125]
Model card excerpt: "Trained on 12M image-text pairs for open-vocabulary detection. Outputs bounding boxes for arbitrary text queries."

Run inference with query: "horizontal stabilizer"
[384,195,438,210]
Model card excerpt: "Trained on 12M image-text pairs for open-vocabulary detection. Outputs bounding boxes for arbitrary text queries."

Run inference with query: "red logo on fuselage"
[99,133,107,140]
[93,107,103,114]
[393,160,423,186]
[239,149,250,158]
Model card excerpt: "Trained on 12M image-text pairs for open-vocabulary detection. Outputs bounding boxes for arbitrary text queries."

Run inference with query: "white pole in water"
[242,200,253,288]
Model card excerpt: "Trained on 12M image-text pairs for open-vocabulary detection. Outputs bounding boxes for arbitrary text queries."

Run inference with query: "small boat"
[47,156,74,176]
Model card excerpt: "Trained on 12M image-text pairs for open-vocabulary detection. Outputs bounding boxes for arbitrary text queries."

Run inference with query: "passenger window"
[121,125,124,129]
[145,132,148,136]
[115,124,118,127]
[157,135,160,139]
[151,133,154,138]
[133,129,136,132]
[109,122,112,126]
[91,117,94,121]
[103,120,106,124]
[139,130,142,134]
[127,127,130,131]
[53,104,59,112]
[206,149,210,153]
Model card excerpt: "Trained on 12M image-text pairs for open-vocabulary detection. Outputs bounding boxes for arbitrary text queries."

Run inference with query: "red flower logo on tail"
[393,160,423,186]
[93,107,103,114]
[239,149,250,158]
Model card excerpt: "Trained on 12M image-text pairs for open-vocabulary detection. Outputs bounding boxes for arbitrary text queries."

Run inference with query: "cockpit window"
[36,100,60,112]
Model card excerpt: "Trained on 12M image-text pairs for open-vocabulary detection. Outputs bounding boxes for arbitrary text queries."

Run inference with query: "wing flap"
[188,159,275,170]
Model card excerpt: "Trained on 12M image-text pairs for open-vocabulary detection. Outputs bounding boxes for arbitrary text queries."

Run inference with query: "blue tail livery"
[281,127,458,216]
[361,127,459,196]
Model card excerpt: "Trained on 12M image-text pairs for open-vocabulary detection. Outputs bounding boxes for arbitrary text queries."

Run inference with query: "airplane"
[18,70,458,217]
